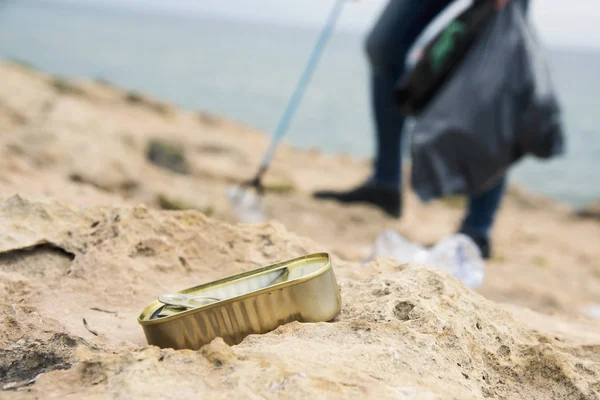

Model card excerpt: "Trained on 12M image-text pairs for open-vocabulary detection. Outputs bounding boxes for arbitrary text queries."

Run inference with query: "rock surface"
[1,196,599,399]
[577,202,600,221]
[1,61,600,399]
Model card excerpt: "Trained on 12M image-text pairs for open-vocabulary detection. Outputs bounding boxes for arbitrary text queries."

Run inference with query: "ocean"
[1,1,599,207]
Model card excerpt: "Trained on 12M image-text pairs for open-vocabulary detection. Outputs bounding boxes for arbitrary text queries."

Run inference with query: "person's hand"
[494,0,511,11]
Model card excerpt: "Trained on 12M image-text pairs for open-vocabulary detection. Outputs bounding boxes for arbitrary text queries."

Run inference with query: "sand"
[1,61,599,399]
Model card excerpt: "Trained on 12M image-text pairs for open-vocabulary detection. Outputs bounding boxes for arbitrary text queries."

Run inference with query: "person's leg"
[460,177,507,259]
[370,71,403,187]
[314,0,453,217]
[459,0,530,258]
[367,0,452,187]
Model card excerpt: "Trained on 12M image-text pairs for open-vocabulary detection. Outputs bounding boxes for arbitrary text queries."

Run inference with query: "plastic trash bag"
[408,0,565,201]
[363,230,486,289]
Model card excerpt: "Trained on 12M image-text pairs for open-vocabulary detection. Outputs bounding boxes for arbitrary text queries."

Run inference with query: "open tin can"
[138,253,341,350]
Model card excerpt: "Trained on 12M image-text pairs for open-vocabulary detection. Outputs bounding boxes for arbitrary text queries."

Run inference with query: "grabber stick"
[244,0,346,193]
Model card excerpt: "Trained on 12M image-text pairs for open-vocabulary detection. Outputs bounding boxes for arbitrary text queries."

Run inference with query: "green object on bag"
[430,21,466,73]
[396,0,496,116]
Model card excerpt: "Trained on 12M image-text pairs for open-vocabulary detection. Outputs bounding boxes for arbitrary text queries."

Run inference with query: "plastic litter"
[364,230,486,289]
[227,186,266,224]
[584,304,600,320]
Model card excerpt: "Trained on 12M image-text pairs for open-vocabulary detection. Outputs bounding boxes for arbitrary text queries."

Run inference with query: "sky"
[37,0,600,50]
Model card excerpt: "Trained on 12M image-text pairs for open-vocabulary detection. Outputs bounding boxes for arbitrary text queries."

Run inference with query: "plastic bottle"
[365,230,486,289]
[426,234,486,289]
[365,229,429,265]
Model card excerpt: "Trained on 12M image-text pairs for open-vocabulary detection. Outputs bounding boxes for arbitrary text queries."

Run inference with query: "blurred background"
[1,0,598,207]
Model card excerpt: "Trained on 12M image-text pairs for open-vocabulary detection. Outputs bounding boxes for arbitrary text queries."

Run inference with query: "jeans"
[365,0,528,238]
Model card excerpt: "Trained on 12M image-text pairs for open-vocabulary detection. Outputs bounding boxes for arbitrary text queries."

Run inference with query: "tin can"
[138,253,341,350]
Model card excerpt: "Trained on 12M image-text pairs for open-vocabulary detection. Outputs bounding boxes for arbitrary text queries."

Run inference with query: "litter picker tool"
[229,0,346,221]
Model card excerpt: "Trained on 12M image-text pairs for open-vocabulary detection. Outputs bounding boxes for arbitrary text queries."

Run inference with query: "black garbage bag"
[407,0,565,201]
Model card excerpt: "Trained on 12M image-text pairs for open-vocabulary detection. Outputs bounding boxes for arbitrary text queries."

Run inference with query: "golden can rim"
[137,252,332,326]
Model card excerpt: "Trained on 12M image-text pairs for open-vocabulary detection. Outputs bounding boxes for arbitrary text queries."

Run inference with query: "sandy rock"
[0,196,598,399]
[576,202,600,221]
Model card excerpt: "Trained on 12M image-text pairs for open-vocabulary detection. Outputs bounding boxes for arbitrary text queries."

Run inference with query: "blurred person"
[314,0,526,259]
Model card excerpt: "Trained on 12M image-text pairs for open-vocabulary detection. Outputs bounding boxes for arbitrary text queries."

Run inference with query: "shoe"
[459,229,491,260]
[313,180,402,218]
